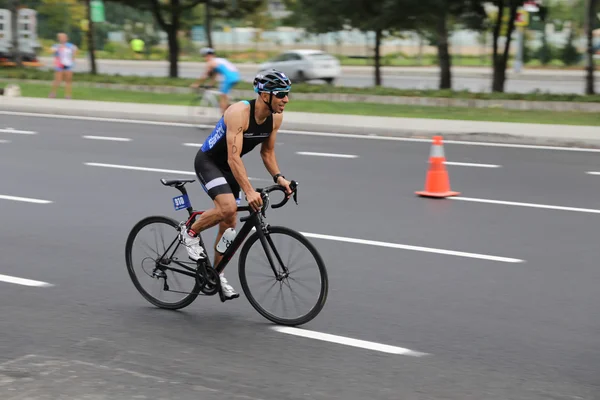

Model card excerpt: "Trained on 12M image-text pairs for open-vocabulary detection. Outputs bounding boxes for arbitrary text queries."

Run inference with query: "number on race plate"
[172,194,191,211]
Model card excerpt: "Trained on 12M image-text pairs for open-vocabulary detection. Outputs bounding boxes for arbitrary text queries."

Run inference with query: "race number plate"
[173,194,191,211]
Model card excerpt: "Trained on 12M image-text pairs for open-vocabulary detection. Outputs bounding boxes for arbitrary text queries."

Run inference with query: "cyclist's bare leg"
[219,93,230,115]
[49,71,63,97]
[189,193,237,249]
[64,70,73,98]
[212,214,237,268]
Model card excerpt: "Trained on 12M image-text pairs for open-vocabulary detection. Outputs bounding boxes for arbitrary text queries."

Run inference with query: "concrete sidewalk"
[1,96,599,147]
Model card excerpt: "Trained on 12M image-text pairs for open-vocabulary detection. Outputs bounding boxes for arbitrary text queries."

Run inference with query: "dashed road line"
[445,161,501,168]
[296,151,358,159]
[300,232,524,263]
[0,195,53,204]
[0,274,54,287]
[271,326,429,357]
[450,196,600,215]
[84,162,270,181]
[83,135,132,142]
[0,127,37,135]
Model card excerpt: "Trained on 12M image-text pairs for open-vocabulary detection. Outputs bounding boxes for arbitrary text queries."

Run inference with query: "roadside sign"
[90,0,105,23]
[515,8,529,27]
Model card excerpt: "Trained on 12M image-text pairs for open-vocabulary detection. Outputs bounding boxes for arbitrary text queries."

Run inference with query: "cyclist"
[190,47,240,115]
[181,69,293,300]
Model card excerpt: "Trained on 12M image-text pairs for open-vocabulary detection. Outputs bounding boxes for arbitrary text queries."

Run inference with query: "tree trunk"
[584,0,596,95]
[492,0,518,92]
[374,29,382,86]
[168,0,180,78]
[10,0,21,67]
[85,0,97,75]
[436,9,451,90]
[205,0,213,48]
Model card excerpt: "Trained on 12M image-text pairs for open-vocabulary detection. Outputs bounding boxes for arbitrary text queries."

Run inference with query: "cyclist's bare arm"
[191,60,216,86]
[260,113,284,178]
[225,103,254,196]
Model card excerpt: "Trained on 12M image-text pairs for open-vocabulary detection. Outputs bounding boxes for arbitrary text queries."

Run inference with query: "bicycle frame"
[170,181,288,278]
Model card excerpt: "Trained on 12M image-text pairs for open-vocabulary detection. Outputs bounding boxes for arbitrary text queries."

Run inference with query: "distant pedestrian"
[130,37,145,60]
[49,33,78,99]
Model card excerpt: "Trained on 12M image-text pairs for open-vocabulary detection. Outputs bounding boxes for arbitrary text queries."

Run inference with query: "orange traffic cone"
[416,136,460,198]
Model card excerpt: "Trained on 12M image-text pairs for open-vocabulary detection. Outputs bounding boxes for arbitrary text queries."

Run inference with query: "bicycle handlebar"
[239,180,298,222]
[257,180,298,209]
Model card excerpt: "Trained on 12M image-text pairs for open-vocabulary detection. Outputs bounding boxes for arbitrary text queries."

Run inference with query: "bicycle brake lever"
[291,181,299,205]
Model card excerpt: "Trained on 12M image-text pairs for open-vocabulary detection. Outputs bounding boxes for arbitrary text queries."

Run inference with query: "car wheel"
[323,78,335,85]
[295,71,305,83]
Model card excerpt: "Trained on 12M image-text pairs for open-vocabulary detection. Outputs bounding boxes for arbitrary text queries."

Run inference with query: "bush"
[560,29,580,66]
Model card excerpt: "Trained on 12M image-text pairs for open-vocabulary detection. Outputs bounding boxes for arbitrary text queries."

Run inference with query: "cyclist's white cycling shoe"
[220,275,240,299]
[180,228,207,261]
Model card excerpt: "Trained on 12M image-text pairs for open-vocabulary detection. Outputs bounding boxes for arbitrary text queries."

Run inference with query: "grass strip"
[2,68,599,103]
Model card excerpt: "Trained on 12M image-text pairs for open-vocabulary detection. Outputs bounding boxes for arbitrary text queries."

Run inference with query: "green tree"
[415,0,487,89]
[106,0,213,77]
[285,0,419,86]
[38,0,86,38]
[486,0,521,92]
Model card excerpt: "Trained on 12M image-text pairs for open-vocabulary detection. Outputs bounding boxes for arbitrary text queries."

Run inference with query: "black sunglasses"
[271,91,290,99]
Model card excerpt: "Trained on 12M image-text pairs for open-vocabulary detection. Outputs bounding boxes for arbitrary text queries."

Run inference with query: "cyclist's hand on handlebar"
[276,176,293,198]
[246,190,263,212]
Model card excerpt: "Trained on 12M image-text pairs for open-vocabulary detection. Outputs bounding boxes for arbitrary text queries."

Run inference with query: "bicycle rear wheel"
[125,215,201,310]
[188,91,220,126]
[238,226,328,326]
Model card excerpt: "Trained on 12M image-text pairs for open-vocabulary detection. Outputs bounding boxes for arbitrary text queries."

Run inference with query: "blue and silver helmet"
[253,69,292,93]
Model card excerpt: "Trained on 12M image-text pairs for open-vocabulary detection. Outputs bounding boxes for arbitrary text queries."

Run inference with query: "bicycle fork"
[256,223,290,281]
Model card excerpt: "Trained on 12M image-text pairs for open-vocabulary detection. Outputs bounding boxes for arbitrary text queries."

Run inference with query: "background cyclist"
[190,47,241,115]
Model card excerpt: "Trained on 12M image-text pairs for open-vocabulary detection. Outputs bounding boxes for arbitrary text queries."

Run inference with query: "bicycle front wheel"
[238,226,328,326]
[125,215,201,310]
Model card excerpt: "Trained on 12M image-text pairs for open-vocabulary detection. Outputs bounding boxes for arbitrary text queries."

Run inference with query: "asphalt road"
[37,57,599,94]
[1,114,599,399]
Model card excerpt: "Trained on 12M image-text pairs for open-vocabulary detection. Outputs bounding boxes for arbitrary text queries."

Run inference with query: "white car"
[258,49,341,84]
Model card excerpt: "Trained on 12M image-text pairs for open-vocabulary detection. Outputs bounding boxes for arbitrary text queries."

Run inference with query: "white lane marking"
[2,111,600,153]
[0,127,37,135]
[271,327,428,357]
[0,111,195,128]
[83,135,132,142]
[0,139,10,144]
[444,161,501,168]
[84,162,270,181]
[86,162,195,175]
[296,151,358,159]
[586,171,600,175]
[300,232,523,263]
[450,196,600,214]
[280,129,600,152]
[183,143,202,147]
[0,195,52,204]
[0,274,54,287]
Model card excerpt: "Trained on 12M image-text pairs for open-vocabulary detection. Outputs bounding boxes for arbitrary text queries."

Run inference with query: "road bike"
[188,86,223,126]
[125,178,329,326]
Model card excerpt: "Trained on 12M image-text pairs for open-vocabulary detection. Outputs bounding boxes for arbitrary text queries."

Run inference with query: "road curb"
[1,97,599,149]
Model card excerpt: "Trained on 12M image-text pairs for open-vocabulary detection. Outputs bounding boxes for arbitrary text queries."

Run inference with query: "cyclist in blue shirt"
[190,47,241,115]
